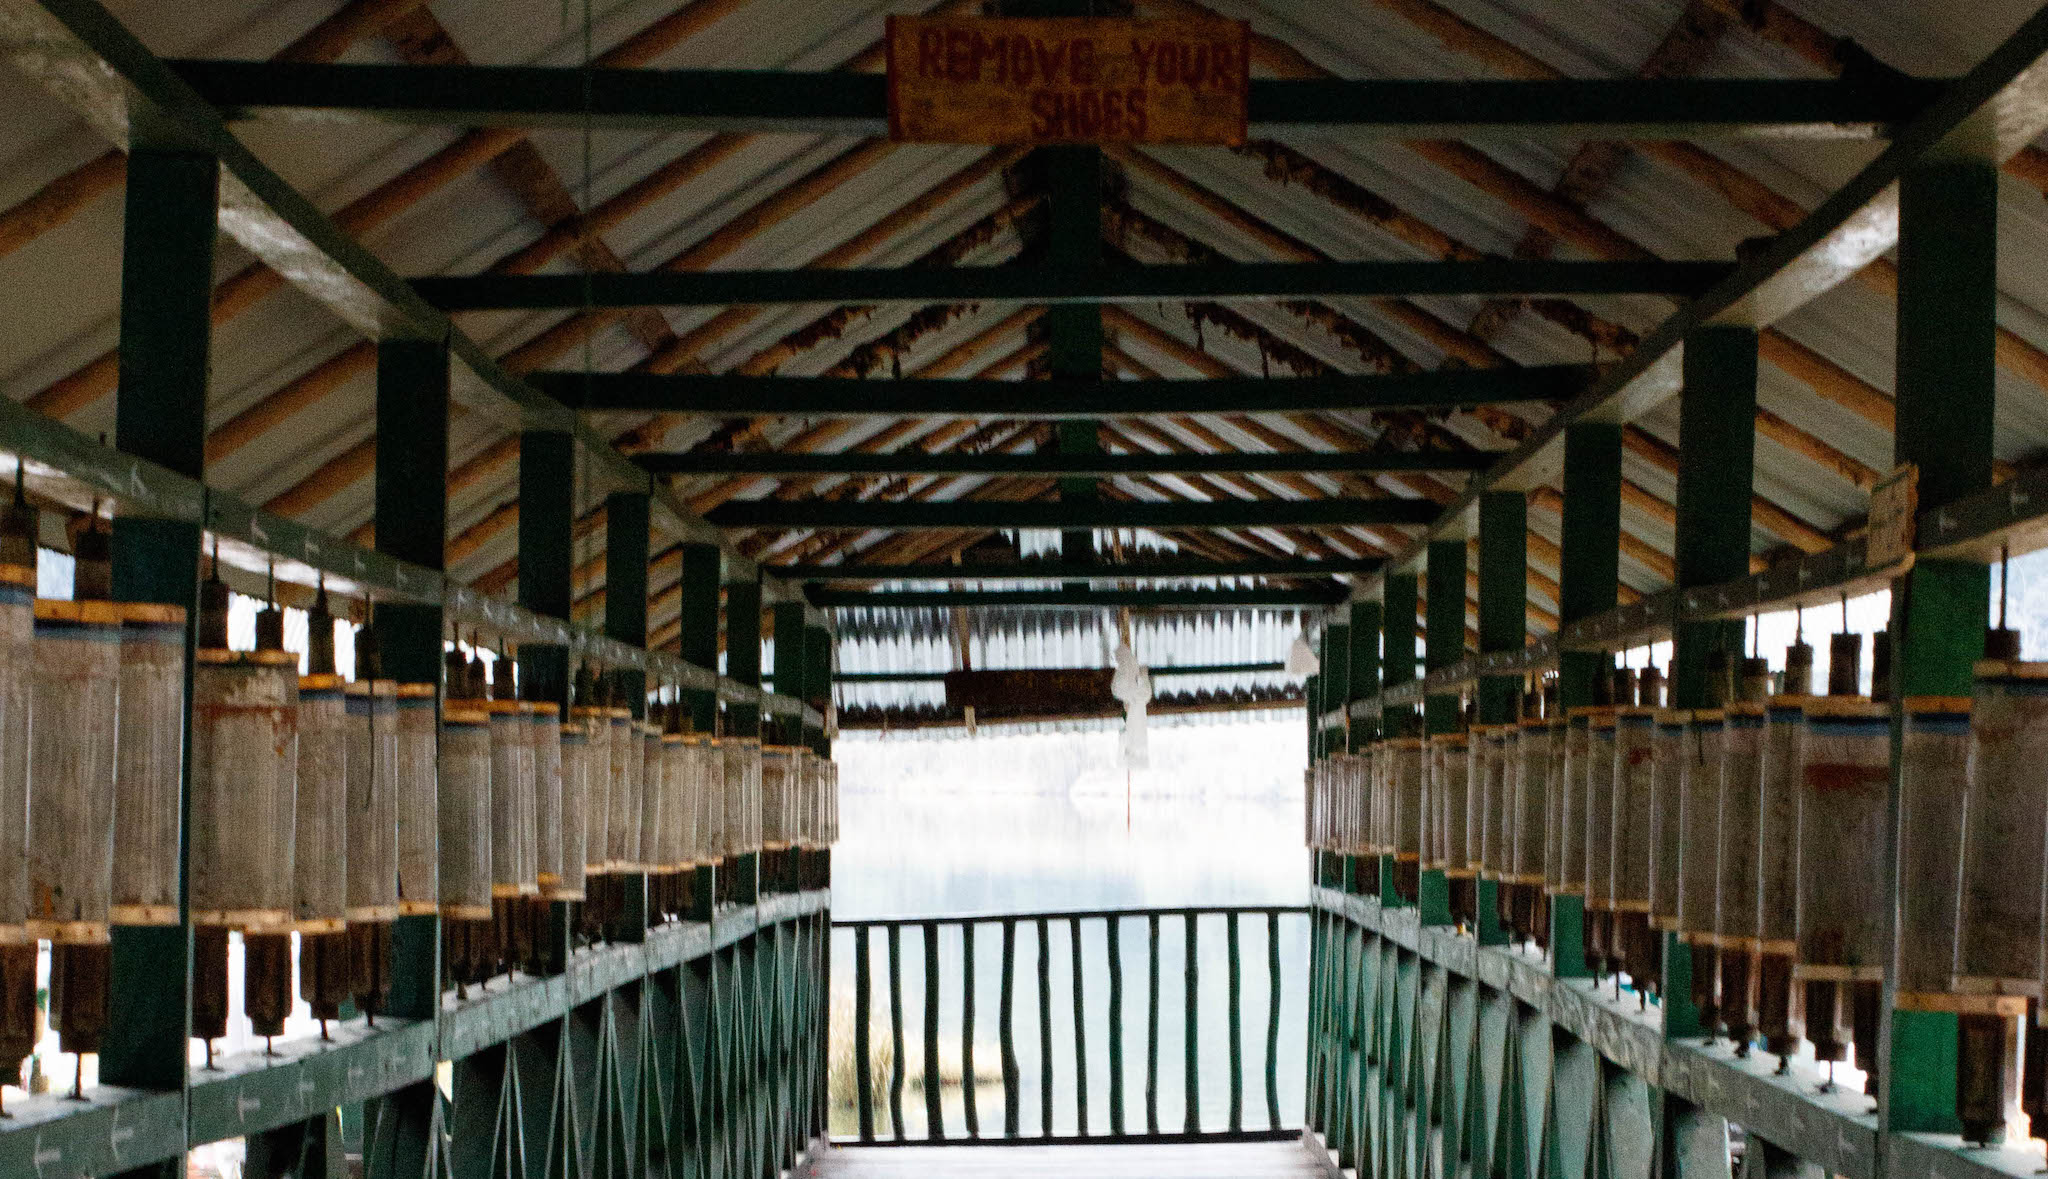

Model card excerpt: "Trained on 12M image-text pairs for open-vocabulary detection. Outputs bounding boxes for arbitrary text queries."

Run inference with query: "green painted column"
[1421,542,1466,926]
[1477,493,1526,725]
[517,432,574,976]
[1558,424,1621,710]
[726,571,762,903]
[1424,541,1466,735]
[1555,423,1622,978]
[771,601,808,900]
[1671,328,1756,712]
[373,337,450,1024]
[1885,159,1998,1136]
[362,334,450,1179]
[681,543,723,921]
[1379,574,1418,901]
[1347,601,1381,896]
[100,146,217,1107]
[605,492,651,940]
[1663,326,1758,1032]
[803,623,832,755]
[1348,600,1381,748]
[1325,622,1351,758]
[1382,573,1418,734]
[1476,492,1526,947]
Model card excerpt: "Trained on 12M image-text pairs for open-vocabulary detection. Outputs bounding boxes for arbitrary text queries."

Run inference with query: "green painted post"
[1070,915,1089,1135]
[374,336,450,1021]
[1266,912,1283,1131]
[923,923,943,1139]
[1671,330,1756,711]
[1147,912,1162,1135]
[1348,600,1383,897]
[888,926,907,1141]
[1037,917,1054,1136]
[518,431,574,977]
[1664,326,1758,1034]
[101,145,216,1116]
[1325,621,1353,895]
[725,569,762,904]
[854,925,873,1141]
[1554,423,1622,979]
[1382,573,1419,904]
[962,922,980,1137]
[1227,912,1243,1133]
[1420,541,1465,926]
[1107,917,1125,1136]
[1476,492,1525,948]
[772,602,807,898]
[681,542,722,921]
[1885,159,1999,1136]
[607,493,652,942]
[1184,914,1201,1133]
[1000,919,1020,1136]
[363,332,451,1179]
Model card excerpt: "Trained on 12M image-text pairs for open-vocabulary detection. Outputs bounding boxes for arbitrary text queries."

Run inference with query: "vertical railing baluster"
[962,921,979,1138]
[1037,916,1054,1136]
[1000,919,1019,1138]
[1070,914,1088,1136]
[1267,911,1283,1131]
[923,921,943,1140]
[1227,910,1243,1133]
[1147,911,1161,1135]
[888,924,906,1141]
[855,925,874,1142]
[1184,912,1200,1133]
[1107,915,1126,1136]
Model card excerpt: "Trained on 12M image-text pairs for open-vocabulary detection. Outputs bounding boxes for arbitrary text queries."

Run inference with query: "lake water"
[825,710,1312,1139]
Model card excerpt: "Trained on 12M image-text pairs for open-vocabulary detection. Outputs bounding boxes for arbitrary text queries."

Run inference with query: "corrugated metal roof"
[4,0,2047,694]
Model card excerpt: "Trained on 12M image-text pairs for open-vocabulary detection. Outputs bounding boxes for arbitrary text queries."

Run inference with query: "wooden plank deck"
[811,1138,1332,1178]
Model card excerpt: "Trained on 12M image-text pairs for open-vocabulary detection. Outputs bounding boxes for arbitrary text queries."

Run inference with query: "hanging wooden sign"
[886,15,1250,146]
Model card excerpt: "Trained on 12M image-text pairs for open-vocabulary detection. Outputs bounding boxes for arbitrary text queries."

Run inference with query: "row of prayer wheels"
[0,496,838,1090]
[1310,619,2048,1142]
[1306,633,1894,1069]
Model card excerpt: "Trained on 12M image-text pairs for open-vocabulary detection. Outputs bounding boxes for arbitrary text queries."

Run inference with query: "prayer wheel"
[1581,708,1618,974]
[191,592,300,1047]
[345,670,400,1019]
[393,680,439,919]
[1611,705,1658,991]
[1753,680,1808,1058]
[1676,699,1728,1037]
[440,650,493,986]
[1508,714,1550,945]
[1951,637,2045,1142]
[294,592,352,1026]
[1388,737,1424,901]
[1646,709,1688,989]
[110,602,185,931]
[1793,692,1889,1078]
[29,524,122,1057]
[1713,663,1771,1051]
[1431,732,1472,925]
[0,505,35,1083]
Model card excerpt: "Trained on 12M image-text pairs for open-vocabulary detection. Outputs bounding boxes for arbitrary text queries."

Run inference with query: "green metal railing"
[1304,869,2048,1179]
[831,905,1308,1146]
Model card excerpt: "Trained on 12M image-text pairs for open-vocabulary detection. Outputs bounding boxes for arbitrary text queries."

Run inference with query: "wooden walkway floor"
[811,1138,1331,1178]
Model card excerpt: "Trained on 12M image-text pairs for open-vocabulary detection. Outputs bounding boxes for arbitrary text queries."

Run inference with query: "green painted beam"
[784,555,1381,581]
[705,497,1437,532]
[805,586,1345,609]
[418,261,1726,310]
[169,60,1939,139]
[549,369,1588,417]
[637,449,1500,476]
